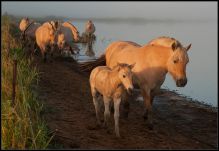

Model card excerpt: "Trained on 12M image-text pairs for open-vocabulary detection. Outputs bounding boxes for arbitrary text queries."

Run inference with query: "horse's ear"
[129,63,136,69]
[185,43,192,52]
[117,62,122,66]
[54,21,59,29]
[171,42,177,51]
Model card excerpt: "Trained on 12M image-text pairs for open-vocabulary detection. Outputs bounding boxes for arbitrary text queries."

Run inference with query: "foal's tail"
[78,54,106,72]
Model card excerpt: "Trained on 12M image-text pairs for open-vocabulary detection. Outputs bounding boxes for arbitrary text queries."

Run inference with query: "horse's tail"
[78,54,106,72]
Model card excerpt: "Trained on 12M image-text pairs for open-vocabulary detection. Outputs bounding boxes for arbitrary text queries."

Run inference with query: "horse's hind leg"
[113,97,121,138]
[122,91,130,118]
[43,52,47,63]
[142,89,154,130]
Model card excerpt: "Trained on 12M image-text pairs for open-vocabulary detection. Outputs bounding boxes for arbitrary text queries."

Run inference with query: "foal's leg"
[114,97,121,138]
[103,96,111,129]
[91,88,101,126]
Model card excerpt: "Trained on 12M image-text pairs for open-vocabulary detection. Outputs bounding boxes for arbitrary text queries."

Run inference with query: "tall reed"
[1,15,53,149]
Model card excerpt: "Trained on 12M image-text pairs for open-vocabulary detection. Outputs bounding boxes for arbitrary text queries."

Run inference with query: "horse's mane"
[148,36,183,48]
[65,21,79,34]
[112,63,130,71]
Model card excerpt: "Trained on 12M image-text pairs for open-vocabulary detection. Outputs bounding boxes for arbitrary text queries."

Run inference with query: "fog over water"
[2,2,217,21]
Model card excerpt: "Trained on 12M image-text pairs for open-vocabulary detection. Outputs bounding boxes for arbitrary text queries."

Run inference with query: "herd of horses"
[19,17,95,61]
[19,17,192,138]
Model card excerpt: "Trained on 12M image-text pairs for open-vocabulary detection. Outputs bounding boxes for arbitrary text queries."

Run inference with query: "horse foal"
[89,63,135,137]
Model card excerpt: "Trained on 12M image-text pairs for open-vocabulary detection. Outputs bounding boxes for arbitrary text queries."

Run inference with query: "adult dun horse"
[81,36,191,129]
[35,21,59,62]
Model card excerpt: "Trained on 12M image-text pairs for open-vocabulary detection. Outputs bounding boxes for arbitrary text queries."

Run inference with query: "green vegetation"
[1,15,53,149]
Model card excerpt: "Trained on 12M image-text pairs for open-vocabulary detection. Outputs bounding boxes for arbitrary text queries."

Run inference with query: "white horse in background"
[57,21,80,56]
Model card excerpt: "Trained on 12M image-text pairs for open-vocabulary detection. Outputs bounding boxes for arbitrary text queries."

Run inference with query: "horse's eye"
[173,59,179,64]
[123,75,126,78]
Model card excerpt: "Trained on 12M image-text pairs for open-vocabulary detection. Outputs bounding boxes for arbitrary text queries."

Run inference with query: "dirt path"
[34,56,217,149]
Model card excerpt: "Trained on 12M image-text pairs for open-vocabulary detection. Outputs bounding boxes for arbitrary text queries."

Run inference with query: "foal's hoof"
[116,134,121,138]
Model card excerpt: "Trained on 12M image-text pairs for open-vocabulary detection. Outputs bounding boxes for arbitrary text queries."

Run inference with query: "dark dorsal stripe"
[23,21,34,37]
[49,21,57,32]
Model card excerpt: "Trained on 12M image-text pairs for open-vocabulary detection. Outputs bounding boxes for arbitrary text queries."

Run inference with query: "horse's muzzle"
[127,87,134,95]
[176,78,187,87]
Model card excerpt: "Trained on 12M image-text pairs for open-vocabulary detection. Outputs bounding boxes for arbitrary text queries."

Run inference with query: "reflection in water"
[73,19,217,107]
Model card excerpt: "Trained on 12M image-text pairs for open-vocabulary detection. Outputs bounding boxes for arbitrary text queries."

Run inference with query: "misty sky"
[1,1,217,20]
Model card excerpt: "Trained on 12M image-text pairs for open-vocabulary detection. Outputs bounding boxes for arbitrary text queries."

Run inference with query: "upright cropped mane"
[64,21,79,34]
[112,63,130,71]
[148,36,183,48]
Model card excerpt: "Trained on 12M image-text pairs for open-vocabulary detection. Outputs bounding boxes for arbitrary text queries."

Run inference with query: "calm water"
[71,19,217,107]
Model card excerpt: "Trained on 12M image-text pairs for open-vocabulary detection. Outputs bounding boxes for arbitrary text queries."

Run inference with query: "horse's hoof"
[86,125,97,130]
[143,114,148,121]
[106,129,112,134]
[146,122,154,130]
[102,122,108,129]
[122,112,129,119]
[96,122,102,129]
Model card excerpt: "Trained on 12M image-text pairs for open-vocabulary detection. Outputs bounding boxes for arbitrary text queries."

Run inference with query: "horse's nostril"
[177,78,187,87]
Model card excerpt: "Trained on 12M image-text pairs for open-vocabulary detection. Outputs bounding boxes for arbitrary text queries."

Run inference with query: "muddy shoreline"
[34,56,217,149]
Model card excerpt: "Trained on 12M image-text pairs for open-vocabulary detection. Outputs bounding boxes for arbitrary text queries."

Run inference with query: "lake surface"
[71,19,217,107]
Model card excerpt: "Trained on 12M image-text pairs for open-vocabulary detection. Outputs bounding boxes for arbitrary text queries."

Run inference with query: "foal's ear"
[185,43,192,52]
[116,62,121,71]
[129,63,136,69]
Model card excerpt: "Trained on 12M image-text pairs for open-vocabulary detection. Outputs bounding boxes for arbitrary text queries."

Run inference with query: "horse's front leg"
[141,88,154,130]
[113,97,121,138]
[121,91,130,118]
